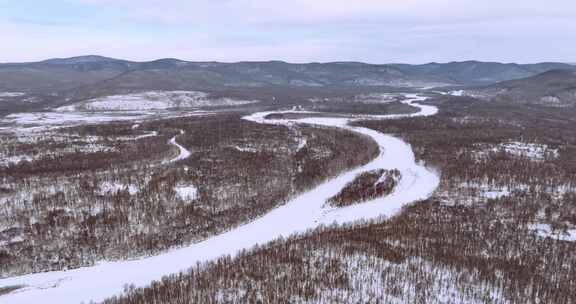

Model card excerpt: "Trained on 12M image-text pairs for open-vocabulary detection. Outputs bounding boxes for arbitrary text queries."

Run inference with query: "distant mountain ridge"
[1,56,574,94]
[1,56,575,114]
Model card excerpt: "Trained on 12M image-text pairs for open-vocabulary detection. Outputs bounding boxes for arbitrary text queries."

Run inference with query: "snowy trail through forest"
[0,94,440,304]
[163,130,192,164]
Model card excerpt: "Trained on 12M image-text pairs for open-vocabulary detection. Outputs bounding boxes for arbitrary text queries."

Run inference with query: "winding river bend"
[0,94,440,304]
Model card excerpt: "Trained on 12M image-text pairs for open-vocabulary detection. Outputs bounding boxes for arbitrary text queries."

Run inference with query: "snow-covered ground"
[449,90,466,96]
[353,93,399,104]
[498,142,559,160]
[233,145,258,153]
[174,185,198,201]
[56,91,258,112]
[98,182,138,196]
[296,137,307,152]
[0,94,440,304]
[473,141,559,161]
[529,223,576,242]
[0,111,210,134]
[0,92,25,99]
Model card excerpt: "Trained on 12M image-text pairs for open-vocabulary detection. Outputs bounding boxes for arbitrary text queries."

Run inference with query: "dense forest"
[327,169,401,207]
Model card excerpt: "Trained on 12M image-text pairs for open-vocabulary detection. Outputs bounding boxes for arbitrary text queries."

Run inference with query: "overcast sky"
[1,0,575,63]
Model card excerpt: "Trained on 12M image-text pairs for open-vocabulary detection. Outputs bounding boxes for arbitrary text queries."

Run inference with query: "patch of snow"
[56,91,258,112]
[0,236,25,247]
[9,236,24,244]
[0,155,33,166]
[473,142,559,161]
[499,142,559,160]
[353,93,399,104]
[174,185,198,201]
[484,189,510,199]
[438,182,514,205]
[0,112,149,134]
[98,182,138,196]
[296,137,307,152]
[234,146,258,153]
[289,79,323,87]
[449,90,466,96]
[540,96,562,104]
[529,223,576,242]
[0,111,210,134]
[346,79,450,88]
[0,92,25,98]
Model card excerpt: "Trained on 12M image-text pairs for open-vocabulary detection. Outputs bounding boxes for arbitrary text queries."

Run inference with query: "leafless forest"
[103,96,576,304]
[0,113,377,276]
[327,169,401,207]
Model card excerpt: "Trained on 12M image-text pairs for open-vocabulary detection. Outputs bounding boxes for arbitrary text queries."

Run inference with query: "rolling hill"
[1,56,574,93]
[458,69,576,106]
[0,56,575,113]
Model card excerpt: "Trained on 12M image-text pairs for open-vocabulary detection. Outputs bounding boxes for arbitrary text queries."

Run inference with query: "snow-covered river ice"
[0,94,440,304]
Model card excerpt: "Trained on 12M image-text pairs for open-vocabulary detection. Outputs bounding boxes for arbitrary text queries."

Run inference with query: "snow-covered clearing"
[56,91,258,112]
[296,137,307,151]
[98,182,138,196]
[0,92,25,98]
[174,185,198,201]
[0,111,210,134]
[449,90,466,96]
[0,94,440,304]
[472,141,559,161]
[233,145,258,153]
[498,142,559,160]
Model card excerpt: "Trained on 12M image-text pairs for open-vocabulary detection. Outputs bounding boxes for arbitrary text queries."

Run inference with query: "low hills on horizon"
[2,55,575,91]
[0,55,575,112]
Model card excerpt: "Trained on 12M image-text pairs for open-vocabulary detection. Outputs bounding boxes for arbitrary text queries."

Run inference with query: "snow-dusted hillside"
[56,91,258,112]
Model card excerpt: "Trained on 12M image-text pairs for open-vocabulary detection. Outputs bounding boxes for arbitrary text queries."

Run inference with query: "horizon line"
[2,54,574,66]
